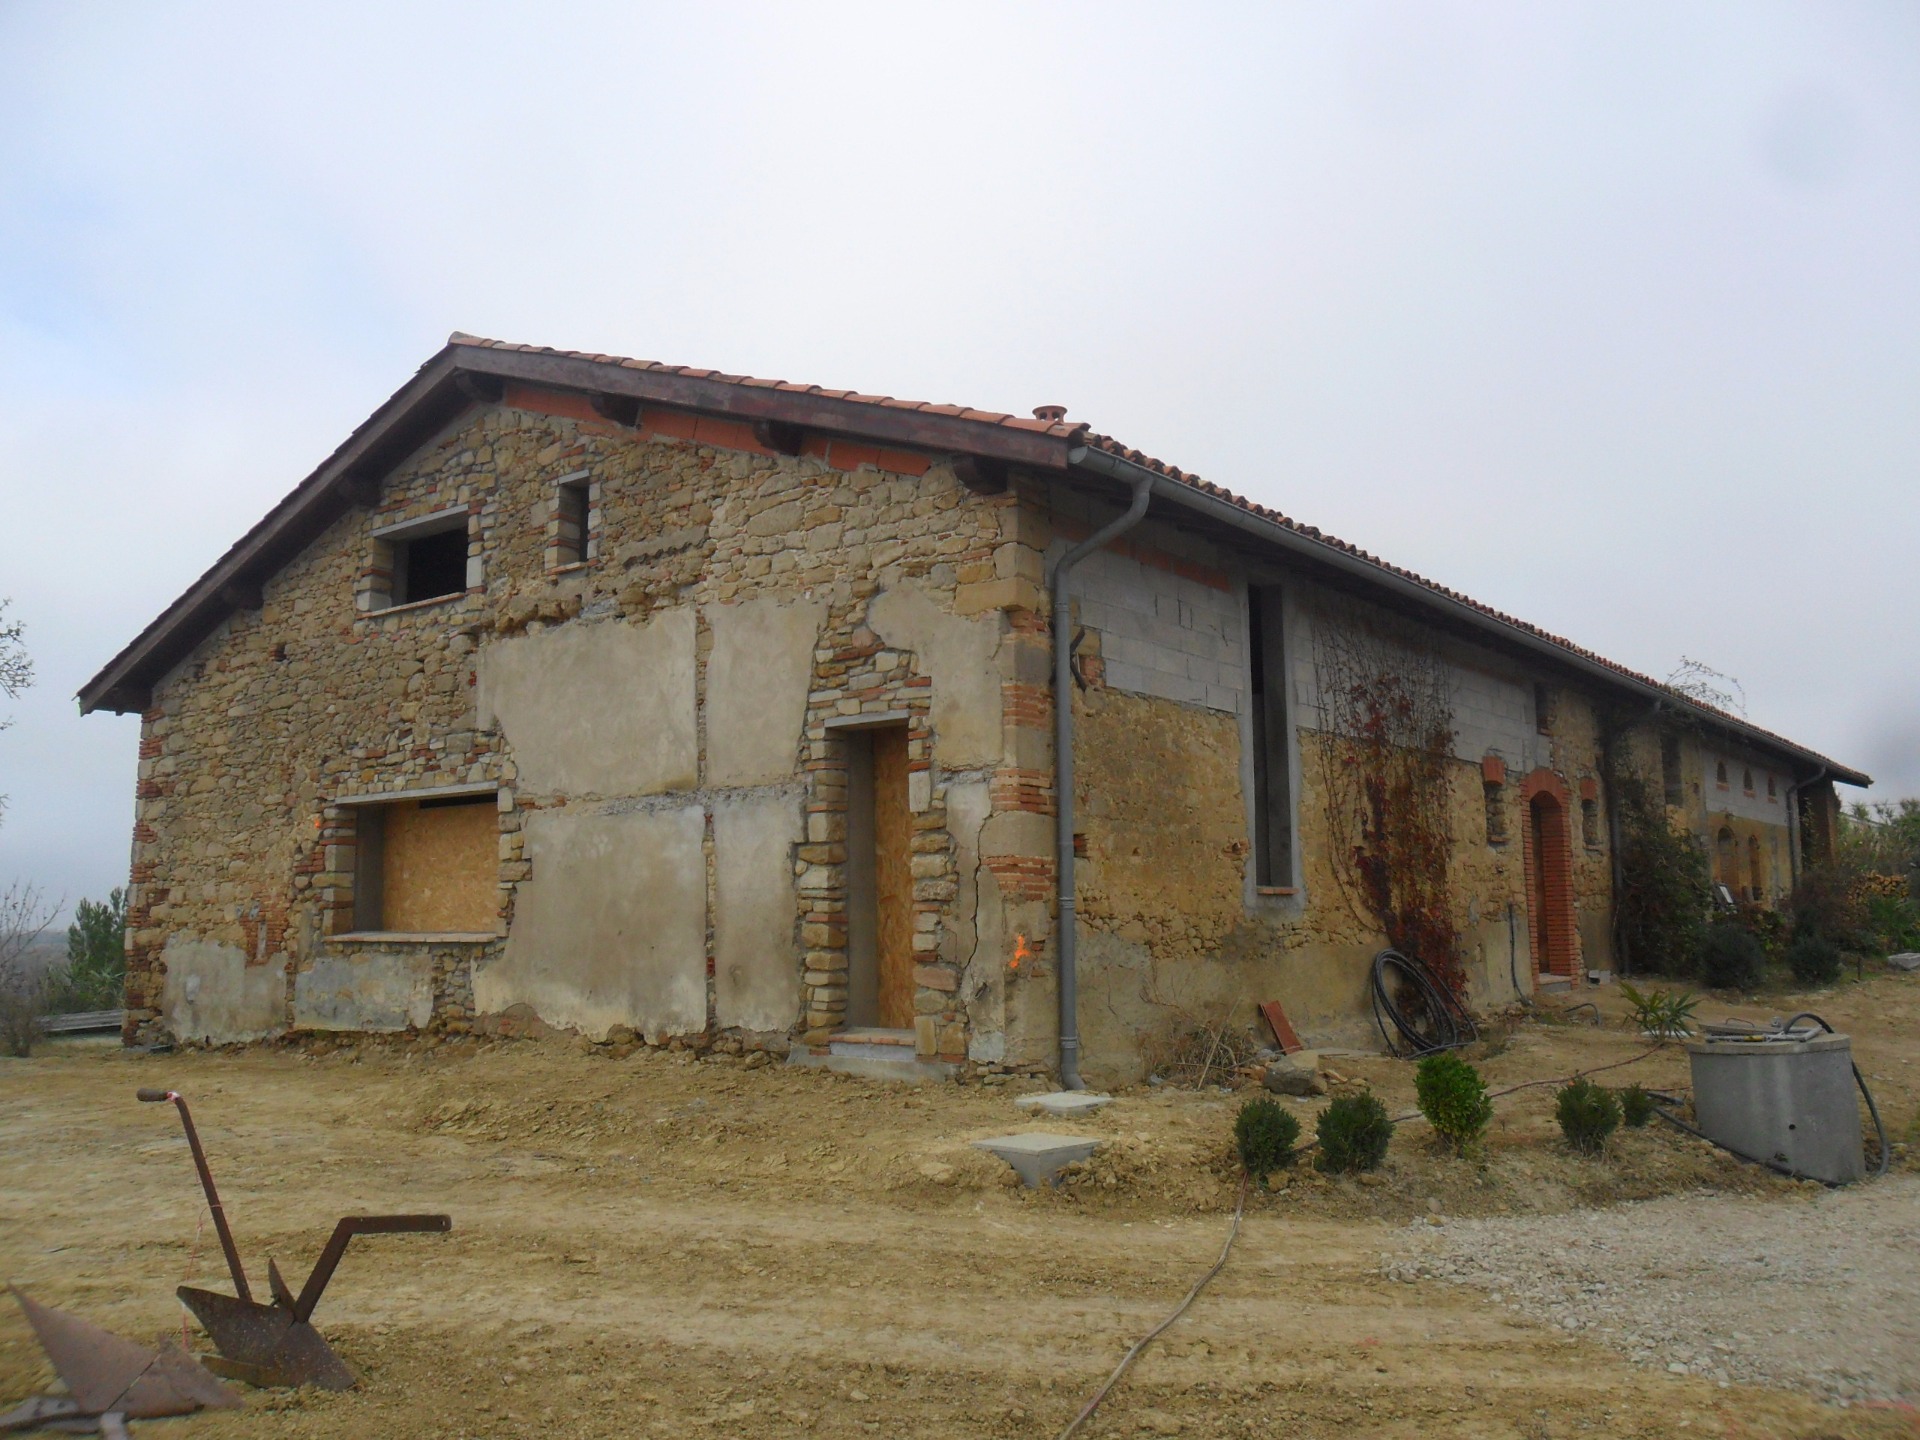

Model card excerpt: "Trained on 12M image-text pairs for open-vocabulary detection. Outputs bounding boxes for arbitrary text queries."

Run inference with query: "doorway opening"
[1525,784,1576,981]
[843,723,915,1031]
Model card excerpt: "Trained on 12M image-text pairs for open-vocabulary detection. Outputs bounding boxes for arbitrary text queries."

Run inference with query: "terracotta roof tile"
[446,332,1089,441]
[1079,433,1852,770]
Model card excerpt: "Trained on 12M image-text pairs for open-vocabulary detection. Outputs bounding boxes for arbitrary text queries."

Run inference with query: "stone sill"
[325,931,500,945]
[360,593,473,620]
[1255,886,1298,897]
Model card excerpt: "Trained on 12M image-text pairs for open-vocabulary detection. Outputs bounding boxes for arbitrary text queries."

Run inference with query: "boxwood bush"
[1414,1052,1493,1155]
[1315,1092,1393,1173]
[1234,1097,1301,1183]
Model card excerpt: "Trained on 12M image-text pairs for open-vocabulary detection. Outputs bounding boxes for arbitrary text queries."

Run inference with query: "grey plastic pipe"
[1048,465,1154,1089]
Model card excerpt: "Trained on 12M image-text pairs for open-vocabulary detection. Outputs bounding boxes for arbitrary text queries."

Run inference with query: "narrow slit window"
[1581,797,1601,848]
[552,476,591,567]
[1660,733,1684,807]
[1533,682,1552,735]
[1715,760,1729,789]
[1485,778,1508,845]
[1248,585,1293,889]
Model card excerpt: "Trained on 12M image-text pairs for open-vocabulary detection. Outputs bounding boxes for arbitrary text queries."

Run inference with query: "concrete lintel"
[822,710,915,732]
[332,781,499,808]
[371,504,469,540]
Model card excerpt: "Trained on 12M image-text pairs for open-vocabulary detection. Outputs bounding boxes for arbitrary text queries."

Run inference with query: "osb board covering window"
[382,799,497,933]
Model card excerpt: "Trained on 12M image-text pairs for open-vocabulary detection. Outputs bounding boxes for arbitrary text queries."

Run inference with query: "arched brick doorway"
[1522,770,1577,982]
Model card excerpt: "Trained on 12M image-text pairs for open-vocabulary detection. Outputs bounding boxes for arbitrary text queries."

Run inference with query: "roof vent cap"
[1032,404,1068,423]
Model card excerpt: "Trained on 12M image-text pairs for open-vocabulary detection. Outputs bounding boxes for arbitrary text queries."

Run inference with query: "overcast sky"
[1,2,1916,918]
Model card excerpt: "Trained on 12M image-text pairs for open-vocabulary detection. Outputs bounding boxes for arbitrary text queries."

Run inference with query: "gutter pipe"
[1048,455,1155,1090]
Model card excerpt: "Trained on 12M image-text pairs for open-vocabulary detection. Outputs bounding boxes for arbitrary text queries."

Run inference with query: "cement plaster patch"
[868,584,1001,768]
[705,597,825,786]
[294,948,435,1032]
[713,792,804,1032]
[481,806,707,1040]
[161,937,286,1042]
[476,609,697,796]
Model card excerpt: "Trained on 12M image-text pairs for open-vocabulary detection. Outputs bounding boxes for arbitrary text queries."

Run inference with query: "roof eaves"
[1075,436,1870,787]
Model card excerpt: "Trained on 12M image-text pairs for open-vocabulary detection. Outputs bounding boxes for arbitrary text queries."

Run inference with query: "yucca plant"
[1618,982,1697,1040]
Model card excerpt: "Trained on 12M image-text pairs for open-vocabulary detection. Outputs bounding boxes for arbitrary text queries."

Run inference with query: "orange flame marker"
[1010,934,1031,972]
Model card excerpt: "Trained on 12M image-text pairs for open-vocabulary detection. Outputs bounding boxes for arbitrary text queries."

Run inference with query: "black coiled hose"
[1369,948,1478,1058]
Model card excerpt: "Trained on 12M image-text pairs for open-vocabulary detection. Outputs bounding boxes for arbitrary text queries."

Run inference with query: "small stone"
[1262,1062,1327,1097]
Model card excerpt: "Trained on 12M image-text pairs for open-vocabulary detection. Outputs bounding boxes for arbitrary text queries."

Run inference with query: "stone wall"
[124,386,1051,1058]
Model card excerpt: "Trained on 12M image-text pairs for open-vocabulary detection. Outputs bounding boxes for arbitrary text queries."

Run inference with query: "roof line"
[73,335,1871,788]
[1073,443,1868,786]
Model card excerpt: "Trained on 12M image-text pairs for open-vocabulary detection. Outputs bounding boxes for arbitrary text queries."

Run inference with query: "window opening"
[1248,585,1293,888]
[1660,734,1683,807]
[1482,756,1508,845]
[1742,767,1755,795]
[1747,834,1764,903]
[395,525,468,605]
[352,792,496,933]
[1767,773,1777,800]
[1715,760,1729,789]
[552,476,591,567]
[841,726,914,1029]
[1533,682,1552,735]
[1581,797,1601,848]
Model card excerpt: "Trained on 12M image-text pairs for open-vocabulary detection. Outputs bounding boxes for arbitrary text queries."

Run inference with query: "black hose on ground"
[1369,948,1477,1058]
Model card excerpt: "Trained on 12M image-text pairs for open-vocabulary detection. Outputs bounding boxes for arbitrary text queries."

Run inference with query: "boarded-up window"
[353,794,496,933]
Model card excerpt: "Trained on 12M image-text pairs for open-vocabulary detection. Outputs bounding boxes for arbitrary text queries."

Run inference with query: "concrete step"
[972,1132,1101,1188]
[827,1028,916,1063]
[1013,1091,1112,1118]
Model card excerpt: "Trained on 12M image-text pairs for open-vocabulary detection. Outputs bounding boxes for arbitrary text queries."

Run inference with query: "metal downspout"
[1048,469,1154,1089]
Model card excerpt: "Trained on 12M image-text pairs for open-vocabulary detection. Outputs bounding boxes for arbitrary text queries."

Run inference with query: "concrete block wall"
[1063,538,1246,715]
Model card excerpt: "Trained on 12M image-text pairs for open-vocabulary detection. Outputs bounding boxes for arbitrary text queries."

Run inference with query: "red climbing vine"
[1313,614,1467,1003]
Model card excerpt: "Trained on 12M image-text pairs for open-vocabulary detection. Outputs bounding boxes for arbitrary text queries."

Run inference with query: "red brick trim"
[1519,768,1578,980]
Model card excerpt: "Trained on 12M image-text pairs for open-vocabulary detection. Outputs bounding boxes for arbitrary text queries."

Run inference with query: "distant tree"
[59,889,128,1011]
[0,880,55,1056]
[0,598,31,827]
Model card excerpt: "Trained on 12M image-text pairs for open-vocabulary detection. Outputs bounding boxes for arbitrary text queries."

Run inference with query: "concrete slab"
[1013,1091,1113,1118]
[972,1132,1101,1187]
[785,1048,956,1085]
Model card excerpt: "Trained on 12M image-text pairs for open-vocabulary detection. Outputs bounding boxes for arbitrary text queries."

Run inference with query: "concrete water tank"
[1686,1032,1863,1184]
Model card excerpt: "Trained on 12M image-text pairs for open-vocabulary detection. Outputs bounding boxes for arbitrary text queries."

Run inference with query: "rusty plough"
[136,1087,450,1390]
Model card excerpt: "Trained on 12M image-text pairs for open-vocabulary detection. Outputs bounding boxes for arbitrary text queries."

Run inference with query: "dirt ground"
[2,970,1916,1439]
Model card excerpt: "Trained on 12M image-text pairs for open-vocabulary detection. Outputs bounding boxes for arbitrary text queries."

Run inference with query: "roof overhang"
[77,341,1087,715]
[1070,447,1871,788]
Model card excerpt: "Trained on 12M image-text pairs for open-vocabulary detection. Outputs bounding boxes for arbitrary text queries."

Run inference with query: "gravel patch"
[1383,1175,1920,1405]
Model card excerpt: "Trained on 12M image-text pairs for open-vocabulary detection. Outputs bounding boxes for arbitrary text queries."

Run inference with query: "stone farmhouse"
[80,335,1868,1083]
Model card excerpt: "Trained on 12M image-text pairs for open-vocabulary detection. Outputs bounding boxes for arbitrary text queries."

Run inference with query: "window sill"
[546,560,594,576]
[361,592,472,620]
[1255,886,1298,897]
[326,931,500,945]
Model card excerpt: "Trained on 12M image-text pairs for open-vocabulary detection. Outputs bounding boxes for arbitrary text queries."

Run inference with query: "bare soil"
[2,970,1916,1439]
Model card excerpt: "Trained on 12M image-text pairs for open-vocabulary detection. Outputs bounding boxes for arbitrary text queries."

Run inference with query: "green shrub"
[1618,981,1697,1039]
[1614,775,1709,977]
[1234,1097,1301,1182]
[1618,1083,1655,1129]
[1698,923,1765,991]
[1786,933,1843,988]
[1315,1091,1393,1173]
[1556,1078,1621,1155]
[1414,1052,1493,1154]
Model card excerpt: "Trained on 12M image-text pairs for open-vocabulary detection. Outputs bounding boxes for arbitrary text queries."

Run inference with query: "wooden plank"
[1258,1000,1303,1054]
[872,727,916,1030]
